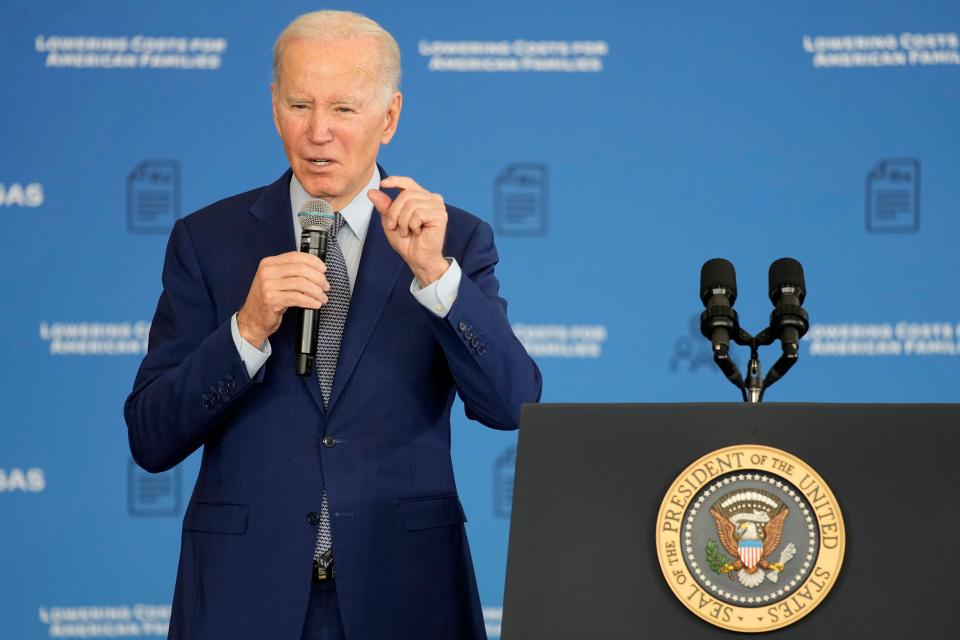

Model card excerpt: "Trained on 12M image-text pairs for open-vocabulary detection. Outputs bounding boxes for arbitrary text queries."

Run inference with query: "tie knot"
[332,211,345,236]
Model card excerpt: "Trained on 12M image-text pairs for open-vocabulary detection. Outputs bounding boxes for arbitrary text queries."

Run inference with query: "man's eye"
[336,107,355,113]
[291,104,309,110]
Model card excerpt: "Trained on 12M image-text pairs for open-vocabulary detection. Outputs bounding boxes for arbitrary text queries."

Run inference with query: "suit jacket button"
[217,381,228,395]
[464,329,474,340]
[471,337,480,348]
[307,512,321,526]
[322,435,336,448]
[477,345,487,356]
[225,375,235,390]
[458,321,468,332]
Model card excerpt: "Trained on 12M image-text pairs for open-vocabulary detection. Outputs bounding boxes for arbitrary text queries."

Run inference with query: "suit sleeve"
[124,219,261,472]
[427,219,542,429]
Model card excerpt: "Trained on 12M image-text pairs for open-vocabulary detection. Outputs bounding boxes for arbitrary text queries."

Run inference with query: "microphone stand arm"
[731,329,777,404]
[760,340,798,395]
[712,341,747,402]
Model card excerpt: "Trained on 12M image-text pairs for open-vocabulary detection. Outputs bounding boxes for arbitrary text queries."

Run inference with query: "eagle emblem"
[708,488,797,588]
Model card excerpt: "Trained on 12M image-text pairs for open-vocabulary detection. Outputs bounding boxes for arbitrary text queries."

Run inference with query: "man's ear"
[380,92,403,144]
[270,82,282,136]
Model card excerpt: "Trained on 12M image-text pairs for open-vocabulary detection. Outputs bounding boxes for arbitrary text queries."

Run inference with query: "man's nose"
[307,111,334,144]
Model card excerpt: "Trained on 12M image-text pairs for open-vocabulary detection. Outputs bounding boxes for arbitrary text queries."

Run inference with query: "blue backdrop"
[2,1,959,637]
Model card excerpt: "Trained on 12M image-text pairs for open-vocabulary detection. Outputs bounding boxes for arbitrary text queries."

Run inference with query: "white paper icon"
[494,163,548,236]
[128,460,180,516]
[127,160,180,233]
[866,159,919,232]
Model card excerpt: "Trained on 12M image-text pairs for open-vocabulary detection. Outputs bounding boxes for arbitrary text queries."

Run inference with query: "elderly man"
[124,10,541,640]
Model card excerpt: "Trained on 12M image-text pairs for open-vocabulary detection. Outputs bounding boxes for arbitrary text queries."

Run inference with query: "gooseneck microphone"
[767,258,809,354]
[699,258,745,394]
[295,199,335,376]
[760,258,809,391]
[699,258,739,352]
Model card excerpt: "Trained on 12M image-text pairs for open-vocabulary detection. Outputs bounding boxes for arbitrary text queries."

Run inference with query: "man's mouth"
[308,158,333,167]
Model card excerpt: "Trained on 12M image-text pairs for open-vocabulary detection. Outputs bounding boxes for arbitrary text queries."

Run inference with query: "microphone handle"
[295,228,329,376]
[780,325,800,350]
[773,291,804,348]
[710,326,730,350]
[705,292,736,349]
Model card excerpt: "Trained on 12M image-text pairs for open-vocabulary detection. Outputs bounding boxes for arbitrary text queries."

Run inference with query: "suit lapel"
[245,170,327,415]
[327,180,405,413]
[244,167,406,415]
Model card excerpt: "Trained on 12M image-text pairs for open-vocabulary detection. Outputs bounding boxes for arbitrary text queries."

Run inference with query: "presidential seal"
[655,445,844,633]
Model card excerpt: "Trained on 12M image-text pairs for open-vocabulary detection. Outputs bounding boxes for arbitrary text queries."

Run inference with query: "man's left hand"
[368,176,449,287]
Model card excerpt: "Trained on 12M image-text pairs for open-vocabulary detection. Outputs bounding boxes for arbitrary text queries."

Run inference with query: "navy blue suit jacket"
[124,168,542,639]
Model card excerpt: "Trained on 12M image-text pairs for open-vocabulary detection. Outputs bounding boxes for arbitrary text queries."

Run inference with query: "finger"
[396,202,413,237]
[267,252,327,273]
[408,211,425,235]
[262,263,330,289]
[380,175,424,192]
[280,291,326,310]
[389,193,434,233]
[264,290,327,312]
[274,276,329,300]
[367,189,394,215]
[398,203,430,238]
[390,191,435,210]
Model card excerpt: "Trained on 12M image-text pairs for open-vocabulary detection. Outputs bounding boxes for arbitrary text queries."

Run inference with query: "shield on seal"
[738,539,763,569]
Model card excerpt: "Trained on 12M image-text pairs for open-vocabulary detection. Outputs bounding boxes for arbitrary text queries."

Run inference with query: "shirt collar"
[289,166,380,244]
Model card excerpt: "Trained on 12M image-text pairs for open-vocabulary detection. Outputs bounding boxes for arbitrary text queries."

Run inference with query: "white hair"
[273,10,401,107]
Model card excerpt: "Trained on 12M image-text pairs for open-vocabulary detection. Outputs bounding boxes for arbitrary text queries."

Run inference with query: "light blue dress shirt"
[230,167,462,378]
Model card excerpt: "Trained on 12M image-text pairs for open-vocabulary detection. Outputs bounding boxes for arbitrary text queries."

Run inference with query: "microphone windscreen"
[768,257,806,303]
[297,199,335,231]
[700,258,737,305]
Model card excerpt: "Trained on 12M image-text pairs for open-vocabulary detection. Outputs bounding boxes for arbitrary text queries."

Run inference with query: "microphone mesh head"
[700,258,737,305]
[768,257,806,303]
[297,199,335,231]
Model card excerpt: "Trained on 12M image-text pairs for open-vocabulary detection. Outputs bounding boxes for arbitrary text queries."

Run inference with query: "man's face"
[272,37,401,210]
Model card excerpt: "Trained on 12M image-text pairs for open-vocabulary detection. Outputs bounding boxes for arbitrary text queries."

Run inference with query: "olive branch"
[706,539,733,574]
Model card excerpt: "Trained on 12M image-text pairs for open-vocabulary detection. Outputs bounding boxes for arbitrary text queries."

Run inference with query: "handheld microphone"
[295,199,335,376]
[767,258,809,354]
[699,258,739,353]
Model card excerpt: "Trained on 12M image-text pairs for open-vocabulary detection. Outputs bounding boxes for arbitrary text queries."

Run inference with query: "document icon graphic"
[493,446,516,518]
[128,459,180,516]
[866,159,920,233]
[127,160,180,233]
[494,163,548,236]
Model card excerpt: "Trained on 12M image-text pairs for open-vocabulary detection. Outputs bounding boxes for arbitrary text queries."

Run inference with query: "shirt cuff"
[231,312,271,379]
[410,258,461,318]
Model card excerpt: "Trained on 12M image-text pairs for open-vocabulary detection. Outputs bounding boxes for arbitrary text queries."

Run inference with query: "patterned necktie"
[313,212,350,568]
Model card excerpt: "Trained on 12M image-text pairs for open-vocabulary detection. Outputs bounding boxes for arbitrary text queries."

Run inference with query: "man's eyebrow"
[328,95,364,107]
[283,94,365,107]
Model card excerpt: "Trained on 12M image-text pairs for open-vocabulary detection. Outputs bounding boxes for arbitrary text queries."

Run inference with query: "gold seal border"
[655,444,845,633]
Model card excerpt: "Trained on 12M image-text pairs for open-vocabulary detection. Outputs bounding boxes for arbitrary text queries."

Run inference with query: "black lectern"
[502,403,960,638]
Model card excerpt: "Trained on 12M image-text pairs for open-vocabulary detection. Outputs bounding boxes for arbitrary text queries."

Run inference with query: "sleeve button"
[322,435,336,448]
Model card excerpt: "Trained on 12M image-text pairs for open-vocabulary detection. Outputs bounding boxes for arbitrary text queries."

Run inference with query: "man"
[124,10,541,640]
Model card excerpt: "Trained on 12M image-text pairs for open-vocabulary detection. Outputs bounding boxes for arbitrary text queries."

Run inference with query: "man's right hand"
[236,252,330,347]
